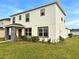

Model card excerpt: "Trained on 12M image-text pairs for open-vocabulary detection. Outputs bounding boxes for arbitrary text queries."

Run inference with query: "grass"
[0,36,79,59]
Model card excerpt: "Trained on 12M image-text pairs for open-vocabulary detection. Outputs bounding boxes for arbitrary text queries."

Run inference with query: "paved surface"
[0,40,11,43]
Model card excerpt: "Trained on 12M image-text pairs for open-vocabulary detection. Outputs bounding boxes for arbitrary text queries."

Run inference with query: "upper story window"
[25,13,30,22]
[61,17,63,22]
[19,15,22,20]
[40,9,45,16]
[12,17,15,24]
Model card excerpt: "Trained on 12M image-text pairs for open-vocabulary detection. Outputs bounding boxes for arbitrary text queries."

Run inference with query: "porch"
[5,23,25,41]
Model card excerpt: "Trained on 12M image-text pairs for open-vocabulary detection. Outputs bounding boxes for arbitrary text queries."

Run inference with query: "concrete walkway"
[0,40,11,43]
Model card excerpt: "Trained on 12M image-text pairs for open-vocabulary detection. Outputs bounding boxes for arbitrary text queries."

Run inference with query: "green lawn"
[0,36,79,59]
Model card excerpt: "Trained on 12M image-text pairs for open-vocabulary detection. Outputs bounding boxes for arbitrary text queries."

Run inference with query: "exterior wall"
[55,4,67,41]
[65,29,70,36]
[0,20,10,38]
[0,20,10,27]
[0,29,5,38]
[0,21,3,25]
[3,20,10,26]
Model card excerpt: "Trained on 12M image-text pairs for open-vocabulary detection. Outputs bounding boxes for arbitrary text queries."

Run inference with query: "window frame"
[61,17,63,22]
[25,28,32,36]
[19,15,22,20]
[25,13,30,22]
[38,26,48,37]
[40,9,45,16]
[12,17,15,24]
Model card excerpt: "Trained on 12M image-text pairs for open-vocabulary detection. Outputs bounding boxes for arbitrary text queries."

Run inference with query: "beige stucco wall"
[0,29,5,38]
[3,20,10,26]
[0,21,3,25]
[0,20,10,38]
[0,20,10,26]
[10,3,67,42]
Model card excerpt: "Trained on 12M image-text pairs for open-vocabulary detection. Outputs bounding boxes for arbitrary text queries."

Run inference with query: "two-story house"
[5,2,69,43]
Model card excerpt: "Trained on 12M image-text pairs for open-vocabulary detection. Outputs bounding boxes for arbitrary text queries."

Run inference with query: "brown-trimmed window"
[40,9,45,16]
[25,13,30,22]
[12,17,15,24]
[25,28,32,36]
[38,27,48,37]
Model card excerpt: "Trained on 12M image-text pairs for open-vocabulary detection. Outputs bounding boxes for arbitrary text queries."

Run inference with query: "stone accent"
[11,27,16,41]
[5,27,9,40]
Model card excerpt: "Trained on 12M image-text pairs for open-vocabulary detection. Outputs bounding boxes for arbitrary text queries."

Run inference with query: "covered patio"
[5,23,25,41]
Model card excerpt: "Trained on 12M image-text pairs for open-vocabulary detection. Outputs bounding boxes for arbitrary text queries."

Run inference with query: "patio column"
[22,28,25,36]
[5,27,9,40]
[11,27,16,41]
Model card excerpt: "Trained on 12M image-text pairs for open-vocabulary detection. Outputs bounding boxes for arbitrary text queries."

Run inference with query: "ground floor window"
[38,26,48,37]
[25,28,32,36]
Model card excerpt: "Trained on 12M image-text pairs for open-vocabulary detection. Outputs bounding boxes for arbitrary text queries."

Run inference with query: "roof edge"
[10,2,66,17]
[0,18,10,21]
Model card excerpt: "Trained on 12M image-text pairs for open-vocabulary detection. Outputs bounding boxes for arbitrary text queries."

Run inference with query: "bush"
[19,36,28,41]
[19,36,32,41]
[31,36,39,42]
[47,39,51,44]
[59,36,64,42]
[68,33,73,38]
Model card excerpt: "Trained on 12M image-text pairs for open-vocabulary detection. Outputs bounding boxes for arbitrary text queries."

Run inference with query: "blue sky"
[0,0,79,29]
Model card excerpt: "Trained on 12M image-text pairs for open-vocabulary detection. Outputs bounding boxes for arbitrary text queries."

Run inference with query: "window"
[40,9,45,16]
[12,17,15,24]
[25,28,32,36]
[38,27,48,37]
[19,15,22,20]
[25,13,30,22]
[61,17,63,22]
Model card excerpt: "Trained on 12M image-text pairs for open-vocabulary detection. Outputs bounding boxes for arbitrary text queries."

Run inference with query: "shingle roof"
[10,2,66,17]
[0,18,10,21]
[6,23,24,28]
[71,29,79,31]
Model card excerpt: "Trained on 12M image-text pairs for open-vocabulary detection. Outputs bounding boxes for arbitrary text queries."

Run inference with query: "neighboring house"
[0,18,10,38]
[71,29,79,35]
[5,2,69,43]
[66,28,70,35]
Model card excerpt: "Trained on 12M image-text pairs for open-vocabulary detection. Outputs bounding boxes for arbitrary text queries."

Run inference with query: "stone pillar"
[11,27,16,41]
[5,27,9,40]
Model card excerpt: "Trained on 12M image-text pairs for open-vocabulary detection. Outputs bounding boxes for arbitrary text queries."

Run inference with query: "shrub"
[47,39,51,44]
[59,36,64,42]
[31,36,39,42]
[68,33,73,38]
[19,36,32,41]
[19,36,28,41]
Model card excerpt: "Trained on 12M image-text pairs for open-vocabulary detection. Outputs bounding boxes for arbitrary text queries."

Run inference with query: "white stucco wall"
[55,4,68,41]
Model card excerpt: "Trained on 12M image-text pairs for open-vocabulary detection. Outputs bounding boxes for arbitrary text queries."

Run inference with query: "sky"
[0,0,79,29]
